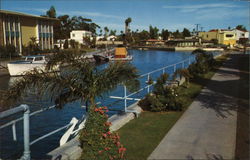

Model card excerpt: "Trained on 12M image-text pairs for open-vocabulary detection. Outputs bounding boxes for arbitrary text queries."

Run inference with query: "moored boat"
[7,55,47,76]
[93,54,110,63]
[109,47,133,61]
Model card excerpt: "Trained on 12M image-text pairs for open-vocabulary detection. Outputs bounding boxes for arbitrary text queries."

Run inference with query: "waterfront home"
[70,30,93,45]
[165,39,214,47]
[231,28,249,41]
[198,29,237,47]
[0,10,58,54]
[141,39,165,46]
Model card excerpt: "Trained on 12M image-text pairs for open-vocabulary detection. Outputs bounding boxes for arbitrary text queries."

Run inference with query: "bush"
[79,107,126,160]
[138,74,184,112]
[0,45,19,58]
[188,49,215,77]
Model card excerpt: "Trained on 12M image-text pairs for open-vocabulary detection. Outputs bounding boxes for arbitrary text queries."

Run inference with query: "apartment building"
[198,29,237,47]
[0,10,58,54]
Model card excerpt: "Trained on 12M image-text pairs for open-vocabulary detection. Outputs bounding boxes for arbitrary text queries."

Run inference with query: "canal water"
[0,50,216,159]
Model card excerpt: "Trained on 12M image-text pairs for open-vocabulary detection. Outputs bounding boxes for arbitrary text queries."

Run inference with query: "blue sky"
[1,0,249,33]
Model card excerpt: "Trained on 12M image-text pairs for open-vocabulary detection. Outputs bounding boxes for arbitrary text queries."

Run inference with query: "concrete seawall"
[47,103,143,160]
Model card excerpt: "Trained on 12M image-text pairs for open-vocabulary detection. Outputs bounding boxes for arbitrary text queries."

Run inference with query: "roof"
[167,39,213,43]
[0,10,58,21]
[141,39,164,42]
[234,28,248,33]
[209,29,235,33]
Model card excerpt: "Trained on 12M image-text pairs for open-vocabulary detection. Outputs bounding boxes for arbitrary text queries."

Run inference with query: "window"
[206,35,209,38]
[226,34,233,38]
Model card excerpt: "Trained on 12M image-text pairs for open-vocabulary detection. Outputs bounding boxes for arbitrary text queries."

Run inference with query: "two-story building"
[198,29,237,47]
[70,30,92,45]
[0,10,58,54]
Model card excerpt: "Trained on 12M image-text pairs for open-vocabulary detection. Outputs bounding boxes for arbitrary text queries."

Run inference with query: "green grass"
[118,55,228,160]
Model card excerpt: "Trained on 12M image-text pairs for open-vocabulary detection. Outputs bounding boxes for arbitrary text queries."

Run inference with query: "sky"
[1,0,249,33]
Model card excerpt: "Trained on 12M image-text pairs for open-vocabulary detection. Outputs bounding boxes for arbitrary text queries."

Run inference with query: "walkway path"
[148,55,240,159]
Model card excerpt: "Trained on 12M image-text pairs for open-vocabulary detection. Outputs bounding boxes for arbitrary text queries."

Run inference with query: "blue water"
[0,50,219,159]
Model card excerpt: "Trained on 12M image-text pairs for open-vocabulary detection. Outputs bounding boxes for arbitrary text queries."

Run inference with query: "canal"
[0,50,198,159]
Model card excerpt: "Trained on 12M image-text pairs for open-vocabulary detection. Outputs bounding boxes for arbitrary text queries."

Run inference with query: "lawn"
[118,54,228,160]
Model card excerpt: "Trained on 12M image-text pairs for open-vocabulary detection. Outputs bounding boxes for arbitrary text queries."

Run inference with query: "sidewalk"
[148,55,240,159]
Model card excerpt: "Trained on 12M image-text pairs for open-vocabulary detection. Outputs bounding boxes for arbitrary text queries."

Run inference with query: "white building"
[70,30,92,44]
[232,29,249,41]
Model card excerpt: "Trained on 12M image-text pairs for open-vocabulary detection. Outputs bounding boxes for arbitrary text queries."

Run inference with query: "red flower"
[105,147,110,151]
[102,133,107,138]
[116,142,121,147]
[107,131,111,135]
[103,106,108,109]
[105,122,112,126]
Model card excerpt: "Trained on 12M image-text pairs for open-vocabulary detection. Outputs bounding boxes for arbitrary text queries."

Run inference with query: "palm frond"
[46,49,87,70]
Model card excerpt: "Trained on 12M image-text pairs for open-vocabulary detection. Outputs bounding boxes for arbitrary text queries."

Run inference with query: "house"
[198,29,237,47]
[141,39,165,45]
[107,35,117,41]
[165,39,214,47]
[0,10,58,54]
[70,30,92,44]
[231,29,249,41]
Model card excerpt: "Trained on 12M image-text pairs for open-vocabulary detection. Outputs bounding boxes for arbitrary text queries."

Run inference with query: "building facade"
[0,10,58,54]
[232,29,249,41]
[198,29,237,47]
[70,30,92,44]
[166,39,214,47]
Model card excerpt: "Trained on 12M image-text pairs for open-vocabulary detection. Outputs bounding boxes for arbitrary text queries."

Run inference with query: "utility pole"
[200,27,204,32]
[195,24,200,32]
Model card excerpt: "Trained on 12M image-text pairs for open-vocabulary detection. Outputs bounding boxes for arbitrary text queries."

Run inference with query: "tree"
[149,25,159,39]
[2,51,140,112]
[125,17,132,35]
[104,27,109,38]
[109,30,117,36]
[46,6,56,18]
[63,39,69,49]
[173,29,182,39]
[161,29,170,40]
[182,28,191,38]
[236,25,247,31]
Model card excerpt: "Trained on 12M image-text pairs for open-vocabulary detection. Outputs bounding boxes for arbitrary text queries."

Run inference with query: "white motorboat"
[108,55,133,61]
[7,55,47,76]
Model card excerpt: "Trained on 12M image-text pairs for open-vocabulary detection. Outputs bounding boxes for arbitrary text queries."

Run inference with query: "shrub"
[0,45,19,58]
[79,107,126,160]
[138,74,184,112]
[188,49,216,77]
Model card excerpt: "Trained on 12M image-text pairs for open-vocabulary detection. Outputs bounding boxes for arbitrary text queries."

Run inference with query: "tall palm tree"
[2,50,140,111]
[125,17,132,35]
[104,27,109,39]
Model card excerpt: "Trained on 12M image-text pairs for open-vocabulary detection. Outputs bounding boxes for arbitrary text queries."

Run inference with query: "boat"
[93,54,109,63]
[108,55,133,61]
[7,55,47,76]
[109,47,133,61]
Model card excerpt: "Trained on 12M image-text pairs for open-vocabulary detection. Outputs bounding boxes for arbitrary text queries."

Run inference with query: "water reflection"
[0,50,198,159]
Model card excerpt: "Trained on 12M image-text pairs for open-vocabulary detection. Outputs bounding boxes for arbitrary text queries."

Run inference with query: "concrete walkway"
[148,56,240,160]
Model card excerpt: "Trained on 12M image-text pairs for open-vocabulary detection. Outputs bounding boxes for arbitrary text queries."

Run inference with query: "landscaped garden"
[117,51,228,159]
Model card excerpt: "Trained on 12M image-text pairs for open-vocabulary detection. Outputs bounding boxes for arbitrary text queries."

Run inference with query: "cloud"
[57,10,121,19]
[96,22,148,31]
[163,3,242,13]
[13,7,122,19]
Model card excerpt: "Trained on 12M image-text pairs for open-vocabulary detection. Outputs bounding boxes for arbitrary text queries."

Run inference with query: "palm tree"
[125,17,132,35]
[104,27,109,39]
[2,50,140,111]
